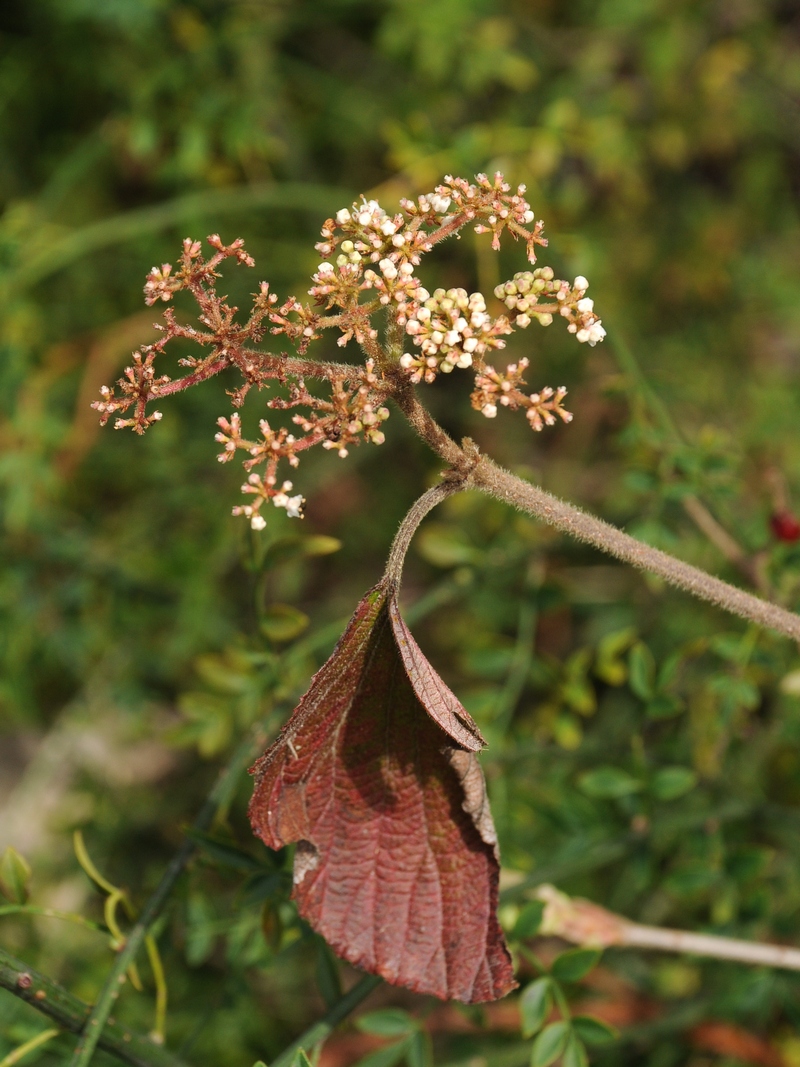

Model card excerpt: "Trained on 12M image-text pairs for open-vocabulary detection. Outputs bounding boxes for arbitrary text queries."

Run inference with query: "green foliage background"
[2,1,800,1064]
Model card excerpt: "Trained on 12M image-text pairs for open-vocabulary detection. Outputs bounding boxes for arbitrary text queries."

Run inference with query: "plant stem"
[0,947,187,1067]
[0,1028,60,1067]
[385,481,464,586]
[472,455,800,642]
[536,884,800,971]
[392,384,800,643]
[66,726,269,1067]
[270,974,382,1067]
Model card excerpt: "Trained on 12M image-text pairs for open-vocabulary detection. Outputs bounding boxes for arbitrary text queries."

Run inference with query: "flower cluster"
[496,270,606,346]
[400,289,512,383]
[269,361,390,459]
[95,173,602,530]
[470,358,573,430]
[215,413,305,528]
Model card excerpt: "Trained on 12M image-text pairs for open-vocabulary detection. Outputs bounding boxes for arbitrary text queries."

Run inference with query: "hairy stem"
[393,384,800,643]
[66,726,269,1067]
[473,455,800,642]
[384,481,465,587]
[0,947,188,1067]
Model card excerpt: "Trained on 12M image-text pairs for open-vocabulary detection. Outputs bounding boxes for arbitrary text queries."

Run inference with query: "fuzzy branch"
[536,885,800,972]
[392,383,800,644]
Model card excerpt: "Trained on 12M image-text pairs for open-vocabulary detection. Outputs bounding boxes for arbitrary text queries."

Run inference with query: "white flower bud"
[482,403,498,418]
[400,353,415,368]
[576,329,590,343]
[317,262,334,274]
[336,209,351,225]
[577,297,594,312]
[251,514,267,531]
[573,275,589,291]
[380,219,397,235]
[379,258,397,280]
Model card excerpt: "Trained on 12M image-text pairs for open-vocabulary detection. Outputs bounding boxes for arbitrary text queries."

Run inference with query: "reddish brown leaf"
[248,580,516,1003]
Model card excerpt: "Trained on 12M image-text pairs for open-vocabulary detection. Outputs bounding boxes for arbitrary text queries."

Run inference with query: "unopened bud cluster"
[496,271,605,346]
[400,289,512,383]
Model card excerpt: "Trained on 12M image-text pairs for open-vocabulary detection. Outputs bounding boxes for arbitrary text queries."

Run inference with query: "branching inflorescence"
[94,173,605,529]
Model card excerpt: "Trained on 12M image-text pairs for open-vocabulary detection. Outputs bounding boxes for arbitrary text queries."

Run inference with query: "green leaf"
[315,938,342,1009]
[289,1051,313,1067]
[357,1009,418,1037]
[406,1030,431,1067]
[578,766,643,799]
[594,627,636,685]
[520,977,552,1038]
[260,604,310,643]
[561,1033,589,1067]
[572,1015,619,1044]
[512,900,545,940]
[550,948,602,982]
[530,1021,569,1067]
[645,694,684,720]
[263,535,342,568]
[0,847,31,904]
[354,1039,412,1067]
[185,829,264,871]
[415,524,480,567]
[628,642,655,700]
[650,766,698,800]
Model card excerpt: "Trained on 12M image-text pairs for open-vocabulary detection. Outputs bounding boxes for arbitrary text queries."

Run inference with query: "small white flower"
[380,219,397,236]
[285,495,304,518]
[576,328,590,343]
[429,194,451,214]
[400,353,415,368]
[516,314,531,328]
[317,262,334,274]
[587,321,606,346]
[379,258,397,280]
[482,403,498,418]
[573,275,589,291]
[336,208,351,225]
[251,514,267,531]
[523,209,535,224]
[577,297,594,313]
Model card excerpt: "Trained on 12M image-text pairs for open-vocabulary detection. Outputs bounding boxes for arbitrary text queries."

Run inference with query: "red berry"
[770,511,800,542]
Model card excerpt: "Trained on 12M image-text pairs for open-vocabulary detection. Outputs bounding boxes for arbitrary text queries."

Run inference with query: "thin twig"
[269,974,382,1067]
[536,884,800,972]
[66,726,269,1067]
[0,947,187,1067]
[391,384,800,643]
[0,1028,60,1067]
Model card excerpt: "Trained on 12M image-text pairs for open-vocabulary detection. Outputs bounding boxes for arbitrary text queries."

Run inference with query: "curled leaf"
[248,579,515,1002]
